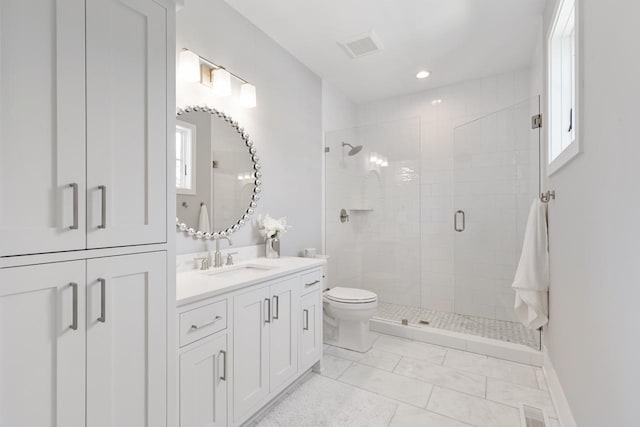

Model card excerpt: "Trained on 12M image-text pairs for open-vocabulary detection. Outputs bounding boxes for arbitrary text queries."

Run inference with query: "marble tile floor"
[375,301,541,350]
[252,333,558,427]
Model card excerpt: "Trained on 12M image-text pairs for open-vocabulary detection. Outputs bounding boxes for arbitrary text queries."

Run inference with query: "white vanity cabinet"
[0,251,168,427]
[0,0,167,257]
[177,261,324,427]
[180,333,229,427]
[233,276,299,421]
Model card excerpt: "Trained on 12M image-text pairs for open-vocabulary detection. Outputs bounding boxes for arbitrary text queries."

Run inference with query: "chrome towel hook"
[540,190,556,203]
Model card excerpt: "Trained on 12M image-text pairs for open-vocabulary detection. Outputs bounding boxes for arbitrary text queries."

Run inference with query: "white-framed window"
[176,120,197,195]
[547,0,579,175]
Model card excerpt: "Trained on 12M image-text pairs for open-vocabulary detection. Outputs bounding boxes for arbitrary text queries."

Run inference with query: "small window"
[547,0,579,174]
[176,120,197,195]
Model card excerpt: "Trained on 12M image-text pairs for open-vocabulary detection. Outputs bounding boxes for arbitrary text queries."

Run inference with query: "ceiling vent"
[340,31,383,59]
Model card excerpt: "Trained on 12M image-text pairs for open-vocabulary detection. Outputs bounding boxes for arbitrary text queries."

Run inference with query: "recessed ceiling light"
[416,70,430,79]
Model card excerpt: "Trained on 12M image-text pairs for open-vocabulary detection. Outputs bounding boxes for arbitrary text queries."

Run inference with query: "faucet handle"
[226,252,238,266]
[194,257,209,270]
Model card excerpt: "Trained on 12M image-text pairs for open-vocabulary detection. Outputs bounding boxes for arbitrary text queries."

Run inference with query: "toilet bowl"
[323,287,378,353]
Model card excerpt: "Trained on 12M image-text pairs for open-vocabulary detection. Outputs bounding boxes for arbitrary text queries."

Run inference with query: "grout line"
[424,384,435,409]
[385,403,400,427]
[391,355,403,372]
[484,376,488,399]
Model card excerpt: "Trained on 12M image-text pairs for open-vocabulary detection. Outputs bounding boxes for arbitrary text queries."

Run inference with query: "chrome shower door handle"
[98,185,107,229]
[454,210,465,232]
[69,183,79,230]
[70,282,78,330]
[98,278,106,323]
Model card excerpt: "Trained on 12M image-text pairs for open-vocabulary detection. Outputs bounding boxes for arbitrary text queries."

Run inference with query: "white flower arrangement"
[257,213,291,239]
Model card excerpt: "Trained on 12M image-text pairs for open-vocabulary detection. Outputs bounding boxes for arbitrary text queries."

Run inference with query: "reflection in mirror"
[175,106,261,240]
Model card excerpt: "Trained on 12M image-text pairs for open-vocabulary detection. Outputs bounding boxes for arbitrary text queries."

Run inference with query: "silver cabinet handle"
[69,183,79,230]
[98,185,107,229]
[303,309,309,331]
[70,282,78,330]
[190,316,222,330]
[272,295,279,320]
[454,210,465,232]
[305,280,320,288]
[98,278,106,323]
[264,298,271,324]
[219,349,227,381]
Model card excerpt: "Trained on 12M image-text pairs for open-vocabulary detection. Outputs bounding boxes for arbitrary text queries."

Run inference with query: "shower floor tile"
[375,301,540,350]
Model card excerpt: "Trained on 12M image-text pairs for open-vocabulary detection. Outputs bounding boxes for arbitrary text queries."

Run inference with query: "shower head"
[342,142,363,156]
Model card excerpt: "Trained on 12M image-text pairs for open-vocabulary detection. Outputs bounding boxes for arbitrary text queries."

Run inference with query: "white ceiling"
[223,0,545,104]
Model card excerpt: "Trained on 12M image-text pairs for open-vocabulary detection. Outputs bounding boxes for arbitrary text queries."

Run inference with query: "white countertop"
[176,256,326,307]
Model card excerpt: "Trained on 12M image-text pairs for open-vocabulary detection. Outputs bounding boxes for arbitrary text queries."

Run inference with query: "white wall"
[543,0,640,425]
[353,69,538,321]
[176,0,323,256]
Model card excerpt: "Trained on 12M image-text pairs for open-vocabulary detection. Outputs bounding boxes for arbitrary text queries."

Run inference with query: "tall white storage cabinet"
[0,0,176,426]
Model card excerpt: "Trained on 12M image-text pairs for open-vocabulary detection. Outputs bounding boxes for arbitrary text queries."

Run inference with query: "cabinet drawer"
[300,269,322,295]
[180,300,227,347]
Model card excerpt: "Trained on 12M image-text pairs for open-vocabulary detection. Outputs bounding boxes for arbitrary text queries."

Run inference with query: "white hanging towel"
[198,203,211,234]
[512,198,549,329]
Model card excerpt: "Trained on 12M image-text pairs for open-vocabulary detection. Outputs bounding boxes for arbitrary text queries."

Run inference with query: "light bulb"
[212,68,231,96]
[240,83,257,108]
[370,152,379,163]
[381,157,389,167]
[416,70,430,79]
[178,49,200,83]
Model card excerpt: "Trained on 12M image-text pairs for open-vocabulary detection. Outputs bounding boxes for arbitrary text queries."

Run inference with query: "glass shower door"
[453,97,541,348]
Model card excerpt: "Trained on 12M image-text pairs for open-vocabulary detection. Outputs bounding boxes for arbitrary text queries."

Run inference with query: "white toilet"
[323,287,378,353]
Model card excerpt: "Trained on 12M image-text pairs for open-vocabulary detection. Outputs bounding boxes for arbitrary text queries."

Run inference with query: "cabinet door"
[86,251,167,427]
[233,286,270,422]
[0,261,85,427]
[0,0,86,256]
[86,0,167,248]
[300,291,322,369]
[269,277,298,391]
[180,334,228,427]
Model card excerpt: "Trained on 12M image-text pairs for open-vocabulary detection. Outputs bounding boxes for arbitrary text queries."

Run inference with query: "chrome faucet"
[214,236,233,268]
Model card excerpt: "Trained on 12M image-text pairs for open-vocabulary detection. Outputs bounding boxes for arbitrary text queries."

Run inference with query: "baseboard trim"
[543,347,577,427]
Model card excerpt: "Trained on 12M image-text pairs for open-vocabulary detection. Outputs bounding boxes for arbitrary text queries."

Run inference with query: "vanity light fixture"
[212,68,232,96]
[178,49,201,82]
[431,99,443,105]
[179,48,257,107]
[240,83,257,108]
[416,70,430,79]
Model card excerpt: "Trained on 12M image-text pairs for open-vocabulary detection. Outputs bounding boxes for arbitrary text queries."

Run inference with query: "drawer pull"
[98,278,106,323]
[305,280,320,288]
[190,315,223,330]
[264,298,271,324]
[69,183,79,230]
[70,282,78,330]
[219,349,227,381]
[273,295,279,320]
[303,309,309,331]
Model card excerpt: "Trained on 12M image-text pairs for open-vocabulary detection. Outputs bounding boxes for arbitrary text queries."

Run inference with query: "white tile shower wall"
[324,118,421,306]
[176,0,322,256]
[356,68,538,321]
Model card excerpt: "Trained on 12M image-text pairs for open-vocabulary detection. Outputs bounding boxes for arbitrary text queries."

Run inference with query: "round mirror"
[175,105,261,240]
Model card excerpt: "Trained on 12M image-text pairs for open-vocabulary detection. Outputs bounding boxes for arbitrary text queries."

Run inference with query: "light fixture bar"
[183,48,250,85]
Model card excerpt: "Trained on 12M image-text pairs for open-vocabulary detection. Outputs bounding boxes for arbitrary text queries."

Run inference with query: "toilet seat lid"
[325,287,377,303]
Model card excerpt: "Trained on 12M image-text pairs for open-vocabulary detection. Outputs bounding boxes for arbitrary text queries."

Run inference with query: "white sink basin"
[203,263,277,278]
